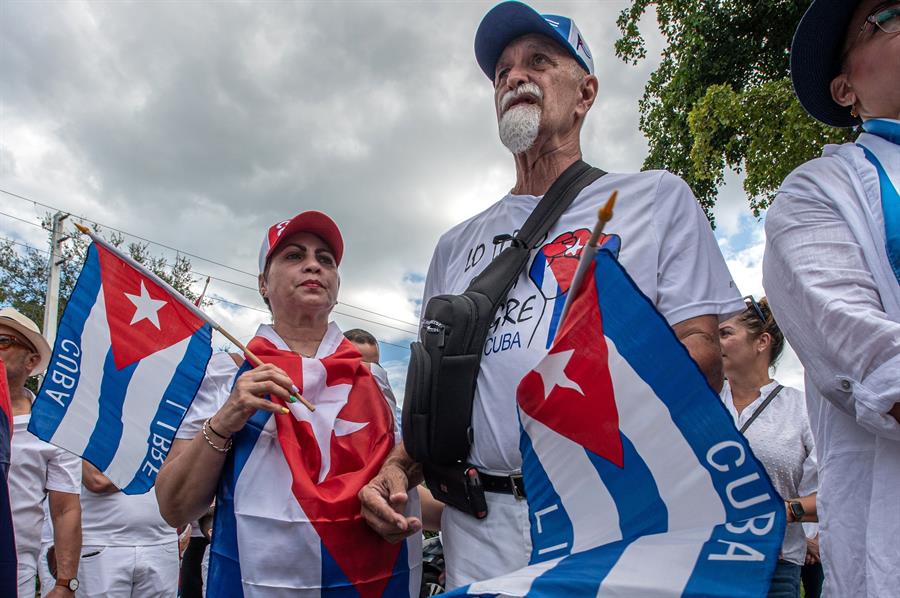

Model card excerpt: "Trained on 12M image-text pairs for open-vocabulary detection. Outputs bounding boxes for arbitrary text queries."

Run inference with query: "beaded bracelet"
[202,418,233,453]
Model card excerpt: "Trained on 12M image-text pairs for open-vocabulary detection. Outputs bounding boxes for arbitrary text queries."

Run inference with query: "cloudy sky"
[0,0,804,398]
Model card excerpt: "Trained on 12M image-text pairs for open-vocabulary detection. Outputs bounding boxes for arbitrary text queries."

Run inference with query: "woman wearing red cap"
[156,212,421,597]
[763,2,900,596]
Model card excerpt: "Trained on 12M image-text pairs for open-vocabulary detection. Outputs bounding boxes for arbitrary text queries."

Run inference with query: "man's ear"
[25,352,41,375]
[577,74,599,117]
[830,73,857,108]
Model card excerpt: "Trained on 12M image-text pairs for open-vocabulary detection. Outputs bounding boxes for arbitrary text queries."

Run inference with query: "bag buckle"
[509,474,525,500]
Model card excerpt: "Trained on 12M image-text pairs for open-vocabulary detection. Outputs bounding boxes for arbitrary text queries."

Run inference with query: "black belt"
[478,471,527,499]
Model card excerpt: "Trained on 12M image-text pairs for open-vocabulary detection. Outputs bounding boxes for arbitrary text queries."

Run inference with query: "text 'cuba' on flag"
[28,239,213,494]
[445,249,785,598]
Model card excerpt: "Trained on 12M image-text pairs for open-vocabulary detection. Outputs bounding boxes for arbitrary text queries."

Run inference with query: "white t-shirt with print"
[423,170,744,473]
[9,413,81,584]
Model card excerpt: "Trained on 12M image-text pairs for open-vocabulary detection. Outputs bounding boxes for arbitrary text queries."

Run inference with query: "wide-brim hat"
[258,211,344,274]
[0,307,52,375]
[474,1,594,80]
[790,0,862,128]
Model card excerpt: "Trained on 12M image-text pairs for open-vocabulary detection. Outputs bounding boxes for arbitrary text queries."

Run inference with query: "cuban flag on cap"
[29,237,212,495]
[445,249,785,597]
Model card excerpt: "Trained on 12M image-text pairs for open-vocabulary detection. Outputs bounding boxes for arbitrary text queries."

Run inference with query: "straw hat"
[0,307,52,374]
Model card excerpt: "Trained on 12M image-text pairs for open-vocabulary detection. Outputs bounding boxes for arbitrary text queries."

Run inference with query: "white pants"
[48,542,179,598]
[441,491,532,590]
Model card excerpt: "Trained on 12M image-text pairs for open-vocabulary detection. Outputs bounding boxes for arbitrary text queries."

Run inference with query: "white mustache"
[500,82,543,112]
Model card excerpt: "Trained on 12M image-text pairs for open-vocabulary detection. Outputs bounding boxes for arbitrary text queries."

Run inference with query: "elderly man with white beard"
[360,1,744,589]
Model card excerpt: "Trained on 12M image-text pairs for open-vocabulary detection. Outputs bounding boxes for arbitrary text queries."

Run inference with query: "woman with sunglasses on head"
[718,297,817,598]
[763,1,900,596]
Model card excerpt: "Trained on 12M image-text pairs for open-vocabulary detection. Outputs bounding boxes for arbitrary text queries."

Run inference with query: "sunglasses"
[742,295,767,325]
[0,334,37,352]
[864,3,900,35]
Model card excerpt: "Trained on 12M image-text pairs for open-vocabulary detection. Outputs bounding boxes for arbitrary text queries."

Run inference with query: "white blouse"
[720,380,817,565]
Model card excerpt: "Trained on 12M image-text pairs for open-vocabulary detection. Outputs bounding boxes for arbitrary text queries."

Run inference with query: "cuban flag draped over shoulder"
[446,249,785,597]
[208,325,421,597]
[28,237,213,494]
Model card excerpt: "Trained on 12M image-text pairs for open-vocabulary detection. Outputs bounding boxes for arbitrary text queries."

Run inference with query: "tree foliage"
[0,214,202,329]
[616,0,854,224]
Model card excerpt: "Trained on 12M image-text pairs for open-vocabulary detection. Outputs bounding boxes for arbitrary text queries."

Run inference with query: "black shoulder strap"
[467,160,606,306]
[739,384,784,434]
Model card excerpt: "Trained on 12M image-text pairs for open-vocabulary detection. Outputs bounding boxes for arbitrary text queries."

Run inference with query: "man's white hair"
[498,82,543,155]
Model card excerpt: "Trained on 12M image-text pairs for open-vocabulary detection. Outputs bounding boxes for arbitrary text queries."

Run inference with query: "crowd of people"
[3,0,897,596]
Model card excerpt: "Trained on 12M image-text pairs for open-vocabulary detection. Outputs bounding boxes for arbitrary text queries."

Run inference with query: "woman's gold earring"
[851,106,859,118]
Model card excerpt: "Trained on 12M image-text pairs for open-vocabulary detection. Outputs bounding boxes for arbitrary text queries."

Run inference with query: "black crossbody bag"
[402,160,605,516]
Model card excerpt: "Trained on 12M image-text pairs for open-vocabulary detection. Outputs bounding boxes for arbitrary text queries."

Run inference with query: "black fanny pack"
[402,161,606,493]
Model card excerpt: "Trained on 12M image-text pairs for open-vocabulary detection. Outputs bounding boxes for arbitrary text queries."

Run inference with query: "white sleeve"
[370,363,401,438]
[45,447,81,494]
[176,352,239,440]
[798,412,818,497]
[419,240,447,334]
[763,182,900,439]
[652,172,745,325]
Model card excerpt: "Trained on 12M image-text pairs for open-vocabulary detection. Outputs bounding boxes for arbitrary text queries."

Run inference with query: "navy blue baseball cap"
[475,1,594,80]
[790,0,862,127]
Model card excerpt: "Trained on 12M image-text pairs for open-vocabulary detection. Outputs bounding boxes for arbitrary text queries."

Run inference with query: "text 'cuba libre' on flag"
[28,236,213,495]
[446,249,785,598]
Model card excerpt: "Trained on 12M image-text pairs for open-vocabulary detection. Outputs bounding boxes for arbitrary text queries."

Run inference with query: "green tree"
[616,0,854,223]
[0,214,203,329]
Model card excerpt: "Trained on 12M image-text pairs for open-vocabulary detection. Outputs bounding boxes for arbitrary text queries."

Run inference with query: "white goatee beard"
[498,104,541,155]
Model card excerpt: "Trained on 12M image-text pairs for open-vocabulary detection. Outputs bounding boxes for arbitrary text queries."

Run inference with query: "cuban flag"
[28,239,213,494]
[447,250,785,597]
[528,230,620,348]
[0,359,16,597]
[208,326,421,597]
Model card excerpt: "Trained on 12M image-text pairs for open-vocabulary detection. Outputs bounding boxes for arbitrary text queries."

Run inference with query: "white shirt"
[719,381,817,565]
[763,135,900,597]
[424,170,744,472]
[8,413,81,584]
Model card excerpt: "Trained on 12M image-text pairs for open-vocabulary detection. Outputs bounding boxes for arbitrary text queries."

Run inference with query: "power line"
[0,209,49,230]
[0,188,422,328]
[0,235,51,255]
[0,235,412,351]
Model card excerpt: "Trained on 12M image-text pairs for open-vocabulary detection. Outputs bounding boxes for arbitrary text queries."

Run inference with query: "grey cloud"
[1,1,662,345]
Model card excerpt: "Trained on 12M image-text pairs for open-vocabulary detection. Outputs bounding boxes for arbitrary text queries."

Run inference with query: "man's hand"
[45,587,75,598]
[805,534,820,565]
[359,455,422,543]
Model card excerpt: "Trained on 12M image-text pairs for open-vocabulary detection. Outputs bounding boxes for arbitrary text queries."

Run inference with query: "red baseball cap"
[258,211,344,274]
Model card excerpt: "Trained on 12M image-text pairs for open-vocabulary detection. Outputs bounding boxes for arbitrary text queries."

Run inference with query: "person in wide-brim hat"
[764,2,900,597]
[0,307,52,375]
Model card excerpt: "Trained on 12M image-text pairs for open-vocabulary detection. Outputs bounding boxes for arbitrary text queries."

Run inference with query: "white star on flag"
[533,348,584,400]
[125,280,168,330]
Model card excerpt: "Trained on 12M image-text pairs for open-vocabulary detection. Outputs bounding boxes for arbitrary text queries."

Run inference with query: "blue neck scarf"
[857,118,900,286]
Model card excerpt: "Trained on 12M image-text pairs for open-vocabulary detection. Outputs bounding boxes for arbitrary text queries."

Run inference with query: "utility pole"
[42,211,69,346]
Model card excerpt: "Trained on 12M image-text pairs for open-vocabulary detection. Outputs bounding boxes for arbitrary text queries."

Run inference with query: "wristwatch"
[56,577,79,591]
[788,500,805,522]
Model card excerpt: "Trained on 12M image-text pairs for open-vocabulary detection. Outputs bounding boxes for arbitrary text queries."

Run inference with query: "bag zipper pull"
[423,319,447,348]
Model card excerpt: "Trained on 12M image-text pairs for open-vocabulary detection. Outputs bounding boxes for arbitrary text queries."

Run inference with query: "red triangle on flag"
[517,273,624,468]
[97,246,204,370]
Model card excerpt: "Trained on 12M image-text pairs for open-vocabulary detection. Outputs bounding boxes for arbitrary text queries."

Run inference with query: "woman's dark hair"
[737,297,785,367]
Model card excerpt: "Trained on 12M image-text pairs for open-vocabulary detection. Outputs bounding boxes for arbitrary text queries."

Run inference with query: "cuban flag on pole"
[28,236,213,494]
[446,249,785,597]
